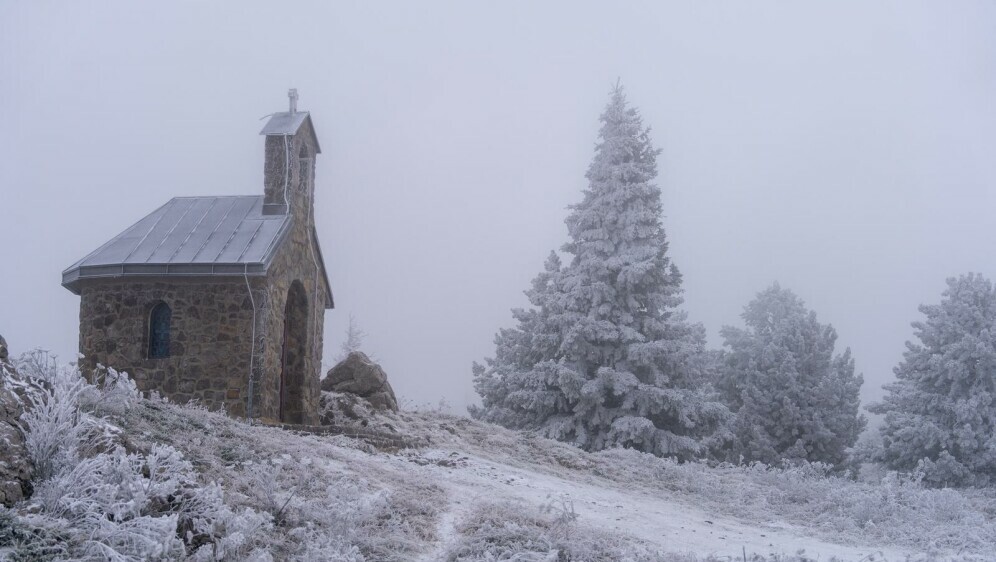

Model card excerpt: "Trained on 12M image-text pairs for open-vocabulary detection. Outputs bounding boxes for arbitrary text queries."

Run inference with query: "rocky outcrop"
[321,352,398,412]
[0,335,32,507]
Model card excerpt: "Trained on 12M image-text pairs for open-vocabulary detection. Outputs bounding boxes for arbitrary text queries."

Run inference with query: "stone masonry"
[77,277,260,417]
[69,96,332,424]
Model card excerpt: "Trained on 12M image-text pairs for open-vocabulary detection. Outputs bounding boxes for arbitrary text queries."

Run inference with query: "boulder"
[322,352,398,412]
[0,335,32,507]
[319,391,373,426]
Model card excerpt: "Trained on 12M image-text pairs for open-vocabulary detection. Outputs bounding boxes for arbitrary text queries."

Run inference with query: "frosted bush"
[232,449,440,561]
[12,348,64,384]
[85,364,142,416]
[442,499,751,562]
[284,524,366,562]
[3,358,272,561]
[0,507,71,560]
[17,358,105,481]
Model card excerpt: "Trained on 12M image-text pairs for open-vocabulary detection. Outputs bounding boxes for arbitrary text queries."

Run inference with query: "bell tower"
[260,89,322,220]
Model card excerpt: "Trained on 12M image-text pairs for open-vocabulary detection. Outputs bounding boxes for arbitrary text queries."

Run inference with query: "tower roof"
[259,111,322,154]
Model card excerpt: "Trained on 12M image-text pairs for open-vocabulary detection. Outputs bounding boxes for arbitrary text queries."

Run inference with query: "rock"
[322,352,398,412]
[319,391,372,425]
[0,335,32,507]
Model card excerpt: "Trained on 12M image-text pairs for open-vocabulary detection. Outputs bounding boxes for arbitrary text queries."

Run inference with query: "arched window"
[148,302,171,359]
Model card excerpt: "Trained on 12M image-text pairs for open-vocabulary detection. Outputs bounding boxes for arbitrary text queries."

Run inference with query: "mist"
[2,1,994,416]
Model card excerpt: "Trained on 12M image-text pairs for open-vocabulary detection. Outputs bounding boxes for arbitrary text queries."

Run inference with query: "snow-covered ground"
[133,397,993,561]
[405,448,901,561]
[4,364,994,561]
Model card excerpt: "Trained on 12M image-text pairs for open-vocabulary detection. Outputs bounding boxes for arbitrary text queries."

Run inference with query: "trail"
[406,448,907,561]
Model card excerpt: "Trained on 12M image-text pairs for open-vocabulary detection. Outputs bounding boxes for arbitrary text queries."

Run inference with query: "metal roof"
[62,196,333,308]
[259,111,322,154]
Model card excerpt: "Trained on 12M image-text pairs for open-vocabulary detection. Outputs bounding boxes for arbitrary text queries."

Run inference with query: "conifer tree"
[868,273,996,486]
[473,85,729,459]
[719,284,866,467]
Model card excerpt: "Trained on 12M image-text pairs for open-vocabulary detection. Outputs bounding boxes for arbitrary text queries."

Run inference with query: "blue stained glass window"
[148,303,171,359]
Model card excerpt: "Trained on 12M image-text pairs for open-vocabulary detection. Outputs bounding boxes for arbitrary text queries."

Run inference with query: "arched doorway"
[279,280,308,423]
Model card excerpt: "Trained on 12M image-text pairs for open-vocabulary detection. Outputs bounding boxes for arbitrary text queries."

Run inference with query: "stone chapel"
[62,91,333,424]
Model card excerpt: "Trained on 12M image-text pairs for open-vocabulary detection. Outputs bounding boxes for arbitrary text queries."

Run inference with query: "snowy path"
[405,448,908,561]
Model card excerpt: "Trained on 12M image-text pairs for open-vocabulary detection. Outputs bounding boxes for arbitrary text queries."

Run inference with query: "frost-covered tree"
[868,273,996,486]
[472,84,730,459]
[719,284,865,467]
[336,314,370,363]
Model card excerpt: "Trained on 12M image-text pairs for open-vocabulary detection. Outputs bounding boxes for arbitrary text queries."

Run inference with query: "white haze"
[1,1,994,416]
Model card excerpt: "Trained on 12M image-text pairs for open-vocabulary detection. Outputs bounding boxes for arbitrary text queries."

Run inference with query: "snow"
[406,448,901,560]
[4,358,994,560]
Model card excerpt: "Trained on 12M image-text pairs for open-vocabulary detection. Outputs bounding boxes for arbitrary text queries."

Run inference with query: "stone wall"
[252,226,327,425]
[253,116,327,425]
[75,114,329,424]
[78,277,263,417]
[263,117,317,221]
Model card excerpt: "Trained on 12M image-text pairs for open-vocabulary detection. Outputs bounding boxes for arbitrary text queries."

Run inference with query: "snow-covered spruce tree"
[718,284,866,467]
[472,85,730,459]
[868,273,996,486]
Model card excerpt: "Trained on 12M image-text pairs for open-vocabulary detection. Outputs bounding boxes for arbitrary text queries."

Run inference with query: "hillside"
[2,363,995,561]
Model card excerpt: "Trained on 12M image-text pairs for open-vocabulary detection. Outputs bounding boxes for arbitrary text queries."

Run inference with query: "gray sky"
[2,1,994,415]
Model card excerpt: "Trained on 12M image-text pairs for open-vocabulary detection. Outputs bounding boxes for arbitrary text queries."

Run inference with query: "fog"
[1,1,994,415]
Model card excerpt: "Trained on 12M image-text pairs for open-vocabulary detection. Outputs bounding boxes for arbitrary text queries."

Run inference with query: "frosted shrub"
[14,351,138,481]
[538,494,578,540]
[235,453,439,561]
[12,348,64,384]
[444,500,670,562]
[17,357,105,481]
[245,459,295,522]
[26,436,271,560]
[26,444,185,559]
[0,507,71,560]
[5,358,272,561]
[85,364,142,416]
[284,525,365,562]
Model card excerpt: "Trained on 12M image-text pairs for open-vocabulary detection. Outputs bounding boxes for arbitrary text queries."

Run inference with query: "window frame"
[148,302,172,359]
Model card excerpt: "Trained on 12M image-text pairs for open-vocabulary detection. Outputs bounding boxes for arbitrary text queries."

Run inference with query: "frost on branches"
[472,85,729,460]
[869,273,996,487]
[2,353,271,561]
[718,284,866,467]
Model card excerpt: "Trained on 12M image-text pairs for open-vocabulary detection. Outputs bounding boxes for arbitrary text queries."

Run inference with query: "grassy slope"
[119,398,996,562]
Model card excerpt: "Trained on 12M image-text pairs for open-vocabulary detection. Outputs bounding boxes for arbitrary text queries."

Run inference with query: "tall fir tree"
[868,273,996,486]
[718,284,866,467]
[472,85,729,459]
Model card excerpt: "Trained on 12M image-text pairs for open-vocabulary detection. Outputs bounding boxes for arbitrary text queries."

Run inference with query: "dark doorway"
[279,280,308,423]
